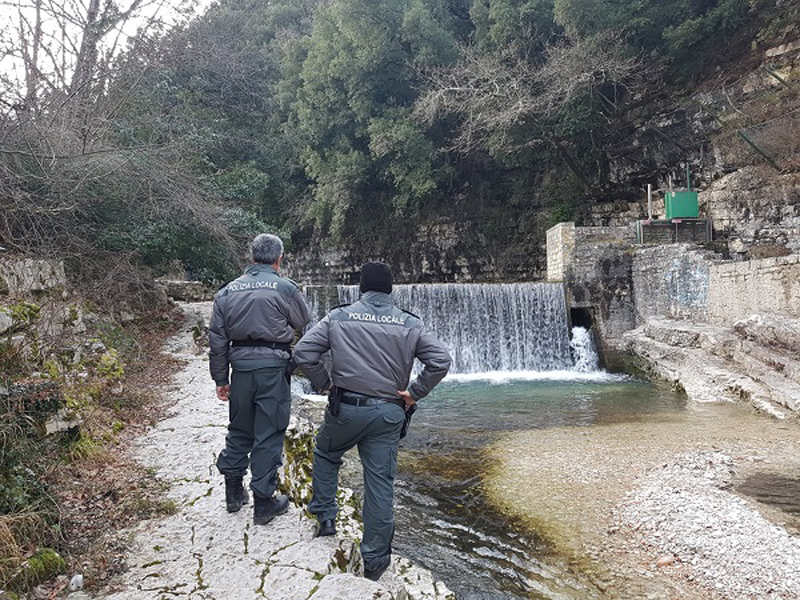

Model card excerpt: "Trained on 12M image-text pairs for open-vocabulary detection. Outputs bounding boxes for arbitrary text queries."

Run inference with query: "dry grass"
[0,512,51,587]
[45,311,185,589]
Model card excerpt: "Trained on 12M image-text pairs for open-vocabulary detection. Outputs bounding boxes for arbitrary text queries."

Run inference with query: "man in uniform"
[294,262,451,581]
[209,233,310,525]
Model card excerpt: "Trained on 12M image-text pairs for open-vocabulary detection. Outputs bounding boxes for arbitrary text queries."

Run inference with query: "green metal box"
[665,190,699,219]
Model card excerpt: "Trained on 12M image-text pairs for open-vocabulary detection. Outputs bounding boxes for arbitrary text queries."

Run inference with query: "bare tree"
[1,0,195,114]
[414,34,640,189]
[0,0,228,265]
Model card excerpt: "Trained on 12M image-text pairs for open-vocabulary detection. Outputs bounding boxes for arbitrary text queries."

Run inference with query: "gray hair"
[250,234,284,265]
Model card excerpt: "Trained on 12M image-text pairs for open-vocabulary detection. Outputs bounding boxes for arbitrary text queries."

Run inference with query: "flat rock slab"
[92,302,453,600]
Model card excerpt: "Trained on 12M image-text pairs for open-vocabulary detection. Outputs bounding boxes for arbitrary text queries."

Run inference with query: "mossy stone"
[9,548,66,591]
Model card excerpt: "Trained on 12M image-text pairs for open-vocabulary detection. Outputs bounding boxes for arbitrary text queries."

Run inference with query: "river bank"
[55,298,800,600]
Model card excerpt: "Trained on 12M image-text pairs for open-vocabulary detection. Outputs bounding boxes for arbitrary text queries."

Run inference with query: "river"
[389,374,800,599]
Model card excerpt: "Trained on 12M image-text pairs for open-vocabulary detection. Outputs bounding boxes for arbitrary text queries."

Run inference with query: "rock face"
[701,168,800,258]
[0,257,66,296]
[289,218,537,285]
[92,302,454,600]
[155,279,214,302]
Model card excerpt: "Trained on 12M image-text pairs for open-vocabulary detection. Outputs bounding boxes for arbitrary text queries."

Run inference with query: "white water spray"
[570,326,599,373]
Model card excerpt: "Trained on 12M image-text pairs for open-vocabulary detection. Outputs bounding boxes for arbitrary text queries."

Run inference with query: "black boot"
[315,518,336,537]
[253,494,290,525]
[364,555,391,581]
[224,476,249,513]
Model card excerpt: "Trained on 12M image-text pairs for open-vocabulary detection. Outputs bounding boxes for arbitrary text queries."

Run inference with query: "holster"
[284,358,297,384]
[328,385,341,417]
[400,404,417,439]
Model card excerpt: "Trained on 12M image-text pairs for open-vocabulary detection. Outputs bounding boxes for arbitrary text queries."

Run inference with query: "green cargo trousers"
[216,364,291,499]
[309,401,405,569]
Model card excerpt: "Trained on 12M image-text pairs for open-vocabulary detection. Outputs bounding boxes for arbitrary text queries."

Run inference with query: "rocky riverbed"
[485,403,800,599]
[76,302,453,600]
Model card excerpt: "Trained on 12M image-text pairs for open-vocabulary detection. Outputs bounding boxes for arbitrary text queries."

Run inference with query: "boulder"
[0,258,66,295]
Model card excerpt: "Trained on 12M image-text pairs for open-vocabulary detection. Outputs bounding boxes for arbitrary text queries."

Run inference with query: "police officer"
[209,233,310,525]
[294,262,451,581]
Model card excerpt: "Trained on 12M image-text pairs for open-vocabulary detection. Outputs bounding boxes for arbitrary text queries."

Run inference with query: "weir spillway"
[305,282,587,374]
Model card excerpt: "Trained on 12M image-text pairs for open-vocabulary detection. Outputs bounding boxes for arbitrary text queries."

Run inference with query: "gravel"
[618,450,800,600]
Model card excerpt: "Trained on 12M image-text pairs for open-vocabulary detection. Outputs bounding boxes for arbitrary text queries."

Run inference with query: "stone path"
[87,302,453,600]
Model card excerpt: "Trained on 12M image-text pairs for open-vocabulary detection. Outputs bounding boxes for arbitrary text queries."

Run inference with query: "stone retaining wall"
[631,245,720,323]
[546,221,800,347]
[708,254,800,323]
[545,223,638,352]
[545,223,575,282]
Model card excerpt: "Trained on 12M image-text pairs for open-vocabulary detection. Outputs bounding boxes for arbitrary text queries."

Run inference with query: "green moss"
[187,487,213,507]
[68,432,99,461]
[279,429,316,506]
[142,560,164,568]
[42,359,60,380]
[338,489,362,521]
[131,497,177,518]
[9,301,40,325]
[64,383,103,410]
[97,349,124,380]
[9,548,66,591]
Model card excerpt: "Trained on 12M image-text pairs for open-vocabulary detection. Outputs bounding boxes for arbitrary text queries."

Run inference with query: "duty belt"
[231,339,292,353]
[340,390,405,409]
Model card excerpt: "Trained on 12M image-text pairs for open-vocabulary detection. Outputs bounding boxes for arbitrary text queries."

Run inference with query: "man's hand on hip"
[216,385,231,402]
[397,389,416,411]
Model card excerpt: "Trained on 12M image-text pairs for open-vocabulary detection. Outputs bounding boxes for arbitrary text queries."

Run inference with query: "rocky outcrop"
[155,279,214,302]
[0,258,66,296]
[289,217,537,285]
[622,315,800,418]
[701,167,800,258]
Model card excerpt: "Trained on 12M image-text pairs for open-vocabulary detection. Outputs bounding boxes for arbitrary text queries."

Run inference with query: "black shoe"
[225,476,249,513]
[253,494,290,525]
[364,555,391,581]
[315,519,336,537]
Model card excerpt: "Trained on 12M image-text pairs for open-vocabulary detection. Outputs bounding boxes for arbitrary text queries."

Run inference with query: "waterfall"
[306,282,583,374]
[569,326,599,372]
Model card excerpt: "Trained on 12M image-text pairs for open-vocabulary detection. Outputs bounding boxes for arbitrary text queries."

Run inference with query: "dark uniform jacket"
[209,264,310,386]
[294,291,451,400]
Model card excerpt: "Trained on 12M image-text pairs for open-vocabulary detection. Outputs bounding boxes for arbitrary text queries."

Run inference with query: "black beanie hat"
[359,262,393,294]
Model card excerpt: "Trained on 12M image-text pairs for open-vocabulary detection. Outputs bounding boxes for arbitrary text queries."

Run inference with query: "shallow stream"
[389,373,800,599]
